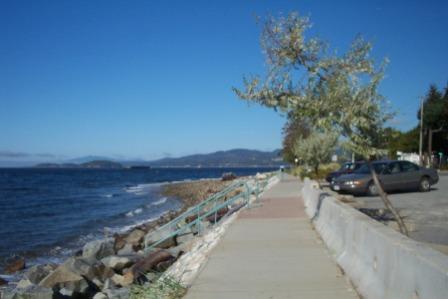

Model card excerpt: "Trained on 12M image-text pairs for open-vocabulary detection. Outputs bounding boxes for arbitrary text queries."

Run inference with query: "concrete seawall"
[301,178,448,299]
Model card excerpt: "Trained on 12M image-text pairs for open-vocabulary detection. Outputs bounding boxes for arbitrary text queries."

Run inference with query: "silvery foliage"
[233,12,392,158]
[294,130,338,171]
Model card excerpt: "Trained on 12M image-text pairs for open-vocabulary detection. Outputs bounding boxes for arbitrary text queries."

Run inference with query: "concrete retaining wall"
[301,178,448,299]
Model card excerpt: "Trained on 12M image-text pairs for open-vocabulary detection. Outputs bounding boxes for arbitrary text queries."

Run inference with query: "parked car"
[326,161,365,183]
[331,160,439,196]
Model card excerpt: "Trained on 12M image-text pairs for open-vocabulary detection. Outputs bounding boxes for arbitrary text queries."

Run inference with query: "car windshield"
[354,163,387,174]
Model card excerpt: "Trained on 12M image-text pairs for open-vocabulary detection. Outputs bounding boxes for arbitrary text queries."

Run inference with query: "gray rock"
[39,257,112,294]
[110,274,132,287]
[24,264,55,284]
[16,279,33,289]
[83,239,115,260]
[59,287,73,297]
[92,278,104,289]
[166,242,191,258]
[5,285,53,299]
[117,244,135,256]
[93,292,108,299]
[176,232,194,245]
[144,228,176,249]
[101,256,133,271]
[105,288,130,299]
[102,278,116,291]
[124,229,145,247]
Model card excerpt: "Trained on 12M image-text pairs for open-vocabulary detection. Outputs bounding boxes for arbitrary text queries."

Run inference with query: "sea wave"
[149,197,168,206]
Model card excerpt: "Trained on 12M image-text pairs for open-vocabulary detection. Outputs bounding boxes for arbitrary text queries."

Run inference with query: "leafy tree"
[282,112,311,163]
[233,12,408,235]
[293,130,337,175]
[418,84,448,160]
[381,127,418,158]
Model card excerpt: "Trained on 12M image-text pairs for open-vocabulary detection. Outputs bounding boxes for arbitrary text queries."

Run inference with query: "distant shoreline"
[0,165,283,169]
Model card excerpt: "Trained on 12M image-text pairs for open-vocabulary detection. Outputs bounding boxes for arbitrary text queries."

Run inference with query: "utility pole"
[419,96,424,166]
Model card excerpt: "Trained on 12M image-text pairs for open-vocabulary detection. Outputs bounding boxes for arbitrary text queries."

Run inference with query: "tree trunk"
[427,127,443,168]
[368,162,409,236]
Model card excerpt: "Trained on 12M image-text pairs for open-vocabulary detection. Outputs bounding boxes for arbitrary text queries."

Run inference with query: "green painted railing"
[144,173,276,252]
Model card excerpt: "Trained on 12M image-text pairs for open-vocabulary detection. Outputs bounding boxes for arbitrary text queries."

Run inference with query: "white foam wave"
[150,197,168,206]
[125,207,144,217]
[125,183,160,196]
[119,216,160,233]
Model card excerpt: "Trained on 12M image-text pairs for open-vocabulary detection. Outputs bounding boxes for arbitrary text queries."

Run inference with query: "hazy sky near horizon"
[1,0,447,163]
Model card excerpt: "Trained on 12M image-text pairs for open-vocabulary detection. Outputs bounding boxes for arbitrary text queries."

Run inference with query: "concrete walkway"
[184,174,358,299]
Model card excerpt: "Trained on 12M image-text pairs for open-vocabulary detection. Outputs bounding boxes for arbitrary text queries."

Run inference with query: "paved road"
[185,175,358,299]
[354,175,448,249]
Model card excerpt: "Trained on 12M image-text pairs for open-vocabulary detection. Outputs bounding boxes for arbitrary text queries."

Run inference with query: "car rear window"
[400,161,419,172]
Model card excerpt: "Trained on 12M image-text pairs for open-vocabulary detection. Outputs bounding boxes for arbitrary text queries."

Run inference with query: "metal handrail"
[155,180,245,232]
[144,173,276,252]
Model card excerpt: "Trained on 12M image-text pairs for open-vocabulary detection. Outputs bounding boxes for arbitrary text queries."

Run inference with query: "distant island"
[35,160,123,169]
[33,149,285,169]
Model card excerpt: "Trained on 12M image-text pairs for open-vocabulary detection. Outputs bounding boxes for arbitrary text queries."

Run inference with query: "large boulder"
[166,242,193,258]
[4,256,26,274]
[114,234,127,252]
[39,265,89,294]
[175,232,195,245]
[123,250,174,284]
[125,229,145,248]
[16,279,33,289]
[101,256,133,271]
[144,228,176,249]
[24,264,56,284]
[39,257,112,295]
[83,239,115,260]
[117,244,136,256]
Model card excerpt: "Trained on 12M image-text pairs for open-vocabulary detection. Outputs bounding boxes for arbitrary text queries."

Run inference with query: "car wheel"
[367,181,378,196]
[419,177,431,192]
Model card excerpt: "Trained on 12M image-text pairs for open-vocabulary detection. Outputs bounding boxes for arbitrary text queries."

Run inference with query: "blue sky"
[1,0,447,163]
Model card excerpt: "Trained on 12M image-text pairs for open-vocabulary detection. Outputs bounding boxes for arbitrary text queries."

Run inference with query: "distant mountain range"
[32,149,285,168]
[144,149,284,167]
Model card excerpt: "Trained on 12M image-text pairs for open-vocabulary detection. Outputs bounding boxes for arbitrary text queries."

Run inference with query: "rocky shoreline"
[0,178,237,299]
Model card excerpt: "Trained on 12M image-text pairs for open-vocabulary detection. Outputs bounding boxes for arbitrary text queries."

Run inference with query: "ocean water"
[0,167,275,268]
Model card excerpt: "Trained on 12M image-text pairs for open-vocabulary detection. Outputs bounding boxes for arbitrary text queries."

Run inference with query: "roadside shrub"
[291,163,340,180]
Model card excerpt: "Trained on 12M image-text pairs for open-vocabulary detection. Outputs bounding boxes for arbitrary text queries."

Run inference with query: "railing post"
[196,205,202,235]
[256,179,260,202]
[214,196,218,224]
[245,182,250,208]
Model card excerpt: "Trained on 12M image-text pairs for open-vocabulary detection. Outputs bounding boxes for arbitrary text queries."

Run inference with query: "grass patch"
[130,273,187,299]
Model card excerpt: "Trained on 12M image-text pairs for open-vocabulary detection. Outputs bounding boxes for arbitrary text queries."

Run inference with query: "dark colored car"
[331,160,439,196]
[326,161,365,183]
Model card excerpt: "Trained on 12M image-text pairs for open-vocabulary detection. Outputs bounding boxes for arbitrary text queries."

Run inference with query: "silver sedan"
[331,160,439,196]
